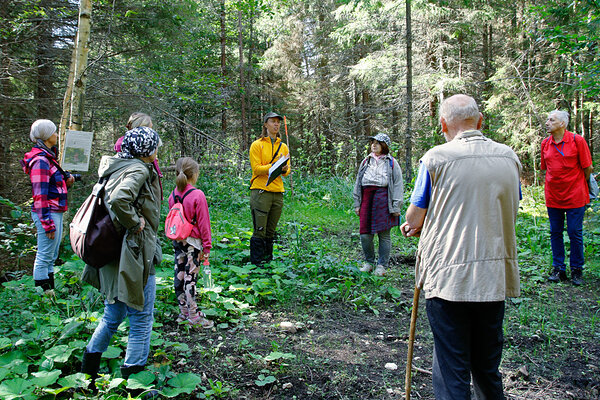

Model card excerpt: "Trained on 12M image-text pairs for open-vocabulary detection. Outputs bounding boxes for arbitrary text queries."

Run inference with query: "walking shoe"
[373,265,386,277]
[571,269,583,286]
[359,263,373,272]
[548,269,567,282]
[176,314,188,323]
[188,316,214,329]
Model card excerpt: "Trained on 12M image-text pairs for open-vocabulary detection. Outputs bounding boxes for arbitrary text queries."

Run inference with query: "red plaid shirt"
[22,147,69,233]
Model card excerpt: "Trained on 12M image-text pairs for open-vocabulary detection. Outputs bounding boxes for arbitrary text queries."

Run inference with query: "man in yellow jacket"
[249,112,291,265]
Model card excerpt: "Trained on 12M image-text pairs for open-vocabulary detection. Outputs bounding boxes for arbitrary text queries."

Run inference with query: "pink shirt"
[168,184,212,253]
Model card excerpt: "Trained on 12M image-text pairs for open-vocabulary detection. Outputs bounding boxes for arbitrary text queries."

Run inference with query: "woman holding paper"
[248,112,291,266]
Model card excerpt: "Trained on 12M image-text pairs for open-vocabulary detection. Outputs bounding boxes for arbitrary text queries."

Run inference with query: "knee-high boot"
[250,237,266,266]
[264,238,274,264]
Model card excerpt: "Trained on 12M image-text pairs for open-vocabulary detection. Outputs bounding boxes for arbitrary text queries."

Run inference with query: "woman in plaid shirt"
[22,120,74,293]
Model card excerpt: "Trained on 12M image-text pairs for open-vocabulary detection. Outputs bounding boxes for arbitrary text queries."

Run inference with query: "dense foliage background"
[2,0,599,205]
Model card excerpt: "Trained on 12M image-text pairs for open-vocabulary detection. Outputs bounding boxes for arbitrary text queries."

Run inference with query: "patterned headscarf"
[118,127,160,159]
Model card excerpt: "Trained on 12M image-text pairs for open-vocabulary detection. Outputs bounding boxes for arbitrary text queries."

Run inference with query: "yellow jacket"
[249,136,291,192]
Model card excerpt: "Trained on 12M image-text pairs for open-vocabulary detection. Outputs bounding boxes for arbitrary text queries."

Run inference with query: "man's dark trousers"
[426,298,505,400]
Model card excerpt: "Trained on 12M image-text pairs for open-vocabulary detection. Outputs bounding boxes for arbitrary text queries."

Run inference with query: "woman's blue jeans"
[86,275,156,367]
[547,206,585,272]
[31,211,63,281]
[360,229,391,267]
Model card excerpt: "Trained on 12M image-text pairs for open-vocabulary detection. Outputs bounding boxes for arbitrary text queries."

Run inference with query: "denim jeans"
[31,211,63,281]
[86,275,156,367]
[427,298,505,400]
[547,206,585,271]
[360,229,391,267]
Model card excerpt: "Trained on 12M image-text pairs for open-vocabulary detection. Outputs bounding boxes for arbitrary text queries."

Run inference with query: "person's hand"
[401,222,421,238]
[392,212,401,217]
[66,176,75,188]
[282,164,289,173]
[45,231,55,240]
[354,207,360,216]
[137,217,145,233]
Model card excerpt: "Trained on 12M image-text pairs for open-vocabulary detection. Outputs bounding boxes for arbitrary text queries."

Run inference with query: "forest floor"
[162,255,600,400]
[1,176,599,400]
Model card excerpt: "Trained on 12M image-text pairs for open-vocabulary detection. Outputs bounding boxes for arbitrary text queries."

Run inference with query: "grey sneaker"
[373,265,386,277]
[359,263,373,272]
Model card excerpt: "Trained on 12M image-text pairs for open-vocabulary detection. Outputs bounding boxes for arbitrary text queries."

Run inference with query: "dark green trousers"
[250,189,283,239]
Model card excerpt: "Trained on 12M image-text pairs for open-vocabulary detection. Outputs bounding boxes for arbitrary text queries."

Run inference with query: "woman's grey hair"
[439,94,480,124]
[549,110,569,127]
[30,119,57,143]
[127,112,152,129]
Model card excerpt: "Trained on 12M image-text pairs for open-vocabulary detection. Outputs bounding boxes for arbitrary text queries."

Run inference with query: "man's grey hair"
[439,94,480,123]
[29,119,57,143]
[549,110,569,127]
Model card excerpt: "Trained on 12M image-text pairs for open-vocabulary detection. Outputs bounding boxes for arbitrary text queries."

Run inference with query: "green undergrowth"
[1,173,598,398]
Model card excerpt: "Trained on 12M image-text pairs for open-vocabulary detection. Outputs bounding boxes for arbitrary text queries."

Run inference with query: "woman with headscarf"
[114,112,164,197]
[21,119,75,293]
[80,126,163,383]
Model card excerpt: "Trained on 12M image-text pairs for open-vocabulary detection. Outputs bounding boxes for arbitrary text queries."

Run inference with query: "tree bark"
[69,0,92,131]
[238,9,248,152]
[405,0,413,182]
[220,0,227,136]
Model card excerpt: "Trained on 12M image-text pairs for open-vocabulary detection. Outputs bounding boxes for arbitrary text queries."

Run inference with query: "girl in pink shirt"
[168,157,213,329]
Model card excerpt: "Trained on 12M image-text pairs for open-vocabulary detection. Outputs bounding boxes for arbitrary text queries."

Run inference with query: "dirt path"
[163,264,600,399]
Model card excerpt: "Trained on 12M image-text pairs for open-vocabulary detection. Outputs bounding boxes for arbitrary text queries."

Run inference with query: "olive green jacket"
[81,156,162,311]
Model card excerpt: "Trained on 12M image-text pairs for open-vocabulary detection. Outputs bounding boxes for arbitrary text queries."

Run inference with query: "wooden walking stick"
[405,285,421,400]
[283,116,294,196]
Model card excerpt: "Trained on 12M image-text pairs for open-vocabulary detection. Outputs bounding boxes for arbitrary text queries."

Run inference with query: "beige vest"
[416,130,522,302]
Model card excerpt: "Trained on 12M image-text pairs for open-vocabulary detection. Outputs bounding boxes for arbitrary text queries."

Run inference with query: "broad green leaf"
[31,369,61,387]
[58,321,83,341]
[0,337,12,350]
[103,346,122,359]
[264,351,295,361]
[387,286,402,298]
[255,374,276,386]
[170,342,190,353]
[57,372,88,389]
[108,377,126,390]
[167,373,202,390]
[0,378,34,400]
[161,386,189,397]
[126,371,155,390]
[44,345,74,363]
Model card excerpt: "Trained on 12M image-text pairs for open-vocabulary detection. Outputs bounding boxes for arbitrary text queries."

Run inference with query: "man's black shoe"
[571,269,583,286]
[548,269,567,282]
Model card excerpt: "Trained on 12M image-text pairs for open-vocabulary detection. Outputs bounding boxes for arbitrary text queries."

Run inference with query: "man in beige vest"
[401,94,521,399]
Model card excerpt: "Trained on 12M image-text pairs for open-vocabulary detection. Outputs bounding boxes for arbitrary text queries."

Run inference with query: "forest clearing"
[1,0,600,399]
[0,175,599,399]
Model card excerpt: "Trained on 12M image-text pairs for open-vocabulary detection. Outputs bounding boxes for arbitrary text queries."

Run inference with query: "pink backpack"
[165,188,196,241]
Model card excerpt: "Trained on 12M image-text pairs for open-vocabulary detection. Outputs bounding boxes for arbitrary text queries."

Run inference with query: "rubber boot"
[34,279,52,291]
[48,272,55,289]
[81,351,102,390]
[264,238,274,264]
[250,237,266,266]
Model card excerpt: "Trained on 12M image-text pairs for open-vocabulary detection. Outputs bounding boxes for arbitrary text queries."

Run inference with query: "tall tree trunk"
[220,0,227,136]
[405,0,413,182]
[35,3,54,118]
[238,9,248,152]
[362,89,371,137]
[59,0,92,162]
[69,0,92,131]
